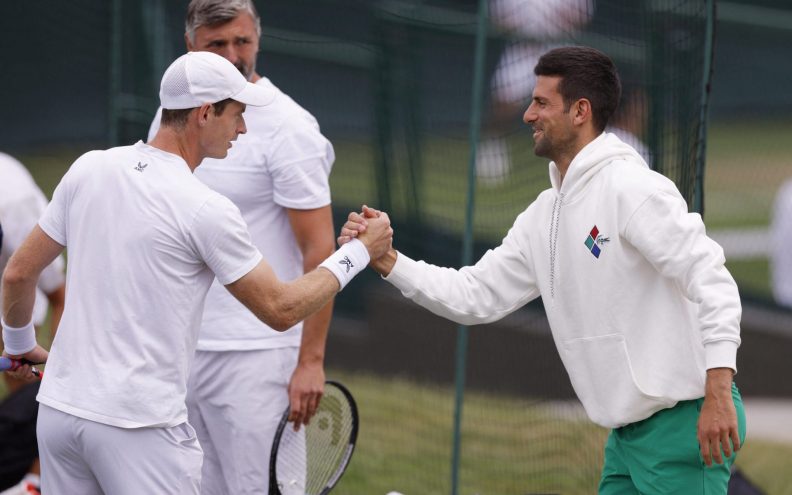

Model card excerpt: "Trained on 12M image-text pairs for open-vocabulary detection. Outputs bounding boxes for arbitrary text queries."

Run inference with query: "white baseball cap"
[159,51,276,110]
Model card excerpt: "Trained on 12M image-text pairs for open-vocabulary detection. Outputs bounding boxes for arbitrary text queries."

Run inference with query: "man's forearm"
[2,269,39,356]
[298,301,332,365]
[227,261,340,332]
[2,227,66,327]
[298,230,335,364]
[2,271,38,327]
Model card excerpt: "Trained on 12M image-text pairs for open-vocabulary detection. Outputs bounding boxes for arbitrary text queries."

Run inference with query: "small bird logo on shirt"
[134,162,148,172]
[339,256,354,273]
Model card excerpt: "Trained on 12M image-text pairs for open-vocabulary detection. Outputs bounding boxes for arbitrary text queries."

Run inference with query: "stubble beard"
[534,131,576,165]
[533,135,552,160]
[236,60,256,82]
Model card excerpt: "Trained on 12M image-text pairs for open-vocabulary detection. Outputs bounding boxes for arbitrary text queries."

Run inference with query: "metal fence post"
[694,0,716,216]
[451,0,488,493]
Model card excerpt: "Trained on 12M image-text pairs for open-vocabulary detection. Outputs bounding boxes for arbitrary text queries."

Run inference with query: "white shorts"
[186,348,303,495]
[37,404,202,495]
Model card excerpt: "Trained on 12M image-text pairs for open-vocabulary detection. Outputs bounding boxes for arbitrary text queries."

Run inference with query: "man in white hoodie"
[339,46,744,493]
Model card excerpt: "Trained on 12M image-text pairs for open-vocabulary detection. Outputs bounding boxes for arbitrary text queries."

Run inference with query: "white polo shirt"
[148,76,334,351]
[0,152,65,327]
[36,142,262,428]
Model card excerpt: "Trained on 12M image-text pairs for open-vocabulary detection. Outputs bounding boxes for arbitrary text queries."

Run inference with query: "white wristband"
[1,318,36,356]
[319,239,370,291]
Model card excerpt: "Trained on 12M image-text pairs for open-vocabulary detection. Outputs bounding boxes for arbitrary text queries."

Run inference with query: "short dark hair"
[160,98,235,129]
[534,46,621,133]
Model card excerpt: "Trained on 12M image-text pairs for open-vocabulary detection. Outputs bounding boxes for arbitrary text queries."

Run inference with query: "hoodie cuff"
[704,340,739,374]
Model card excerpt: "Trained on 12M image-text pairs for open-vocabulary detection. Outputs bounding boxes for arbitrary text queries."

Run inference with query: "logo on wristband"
[339,256,354,272]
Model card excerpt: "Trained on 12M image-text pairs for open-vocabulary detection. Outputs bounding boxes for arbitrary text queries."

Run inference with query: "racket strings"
[275,387,356,495]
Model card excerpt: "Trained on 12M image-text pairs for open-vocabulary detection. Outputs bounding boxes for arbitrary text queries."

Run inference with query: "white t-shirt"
[36,142,263,428]
[0,152,65,327]
[148,77,334,351]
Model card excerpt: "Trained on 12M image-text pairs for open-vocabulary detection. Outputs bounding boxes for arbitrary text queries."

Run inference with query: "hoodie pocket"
[561,333,675,428]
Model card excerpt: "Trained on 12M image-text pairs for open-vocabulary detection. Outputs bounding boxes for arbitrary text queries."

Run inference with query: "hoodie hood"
[549,132,649,199]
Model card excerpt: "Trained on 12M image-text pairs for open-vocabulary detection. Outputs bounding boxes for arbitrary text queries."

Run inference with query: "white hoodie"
[385,133,741,428]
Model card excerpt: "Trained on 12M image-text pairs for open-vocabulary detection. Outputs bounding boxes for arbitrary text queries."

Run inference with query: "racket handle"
[0,356,43,379]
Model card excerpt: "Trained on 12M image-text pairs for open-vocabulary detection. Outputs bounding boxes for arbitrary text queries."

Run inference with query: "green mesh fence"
[11,1,784,493]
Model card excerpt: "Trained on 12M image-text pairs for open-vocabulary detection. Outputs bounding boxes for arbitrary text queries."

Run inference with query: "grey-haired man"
[148,1,338,492]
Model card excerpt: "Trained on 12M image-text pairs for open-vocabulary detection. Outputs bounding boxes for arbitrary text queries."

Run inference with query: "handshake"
[337,205,397,276]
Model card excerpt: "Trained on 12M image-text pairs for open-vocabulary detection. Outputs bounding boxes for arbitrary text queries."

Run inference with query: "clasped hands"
[339,206,397,275]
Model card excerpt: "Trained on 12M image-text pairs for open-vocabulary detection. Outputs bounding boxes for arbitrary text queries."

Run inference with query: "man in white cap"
[148,2,340,492]
[1,51,392,495]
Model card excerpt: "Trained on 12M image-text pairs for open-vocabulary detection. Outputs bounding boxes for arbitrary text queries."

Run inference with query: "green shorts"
[598,382,746,494]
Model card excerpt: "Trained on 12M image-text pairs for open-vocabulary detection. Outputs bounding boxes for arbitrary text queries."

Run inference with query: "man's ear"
[572,98,592,126]
[184,33,194,51]
[196,103,214,127]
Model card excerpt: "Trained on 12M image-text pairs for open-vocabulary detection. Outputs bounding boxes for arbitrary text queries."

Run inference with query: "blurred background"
[1,0,790,493]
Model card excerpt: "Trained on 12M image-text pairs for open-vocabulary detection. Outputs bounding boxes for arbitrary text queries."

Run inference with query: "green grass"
[3,358,788,493]
[734,439,792,495]
[726,258,772,300]
[705,119,792,230]
[328,370,792,495]
[16,147,89,201]
[330,369,607,495]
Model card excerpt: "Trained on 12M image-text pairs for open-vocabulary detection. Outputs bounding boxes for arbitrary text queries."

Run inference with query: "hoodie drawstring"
[549,192,564,298]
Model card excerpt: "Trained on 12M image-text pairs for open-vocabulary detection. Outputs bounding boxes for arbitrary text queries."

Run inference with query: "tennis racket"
[269,380,358,495]
[0,356,42,378]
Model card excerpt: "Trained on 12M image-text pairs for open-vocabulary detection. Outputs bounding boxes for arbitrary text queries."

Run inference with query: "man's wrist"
[706,367,735,378]
[318,239,369,290]
[705,367,734,396]
[296,359,325,374]
[297,347,325,366]
[371,248,398,276]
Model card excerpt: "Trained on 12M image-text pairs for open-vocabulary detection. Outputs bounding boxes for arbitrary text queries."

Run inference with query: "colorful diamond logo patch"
[585,226,602,258]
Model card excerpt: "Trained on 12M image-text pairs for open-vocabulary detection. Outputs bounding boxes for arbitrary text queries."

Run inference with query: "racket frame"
[268,380,359,495]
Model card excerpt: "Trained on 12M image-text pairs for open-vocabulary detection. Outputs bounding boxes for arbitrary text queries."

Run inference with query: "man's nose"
[523,107,536,124]
[219,45,239,65]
